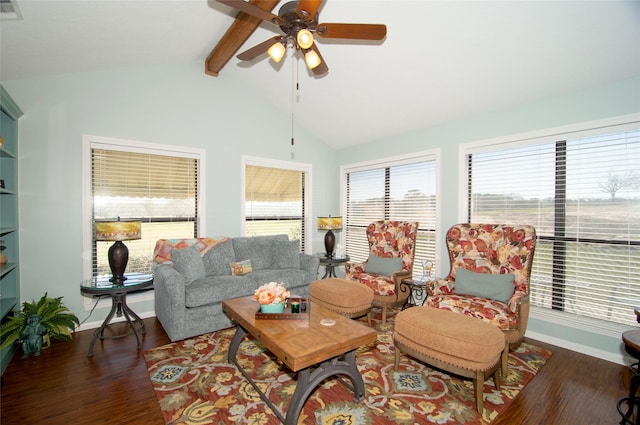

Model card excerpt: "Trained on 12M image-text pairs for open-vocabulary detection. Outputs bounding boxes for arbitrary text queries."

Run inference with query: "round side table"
[80,273,153,357]
[399,277,439,309]
[318,255,350,279]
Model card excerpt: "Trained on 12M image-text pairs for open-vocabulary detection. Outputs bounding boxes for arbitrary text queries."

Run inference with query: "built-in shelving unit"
[0,85,23,374]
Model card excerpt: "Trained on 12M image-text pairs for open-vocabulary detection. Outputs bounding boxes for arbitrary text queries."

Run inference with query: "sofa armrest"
[153,264,187,308]
[299,253,320,277]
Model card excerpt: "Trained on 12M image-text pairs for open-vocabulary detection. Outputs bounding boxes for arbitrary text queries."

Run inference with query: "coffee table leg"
[228,324,247,363]
[285,349,365,425]
[228,325,288,423]
[228,327,366,425]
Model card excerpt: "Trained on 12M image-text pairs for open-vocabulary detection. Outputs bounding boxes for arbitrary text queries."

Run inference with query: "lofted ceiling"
[1,0,639,149]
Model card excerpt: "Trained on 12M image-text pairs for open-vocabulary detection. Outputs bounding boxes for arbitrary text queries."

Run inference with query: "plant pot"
[260,303,285,314]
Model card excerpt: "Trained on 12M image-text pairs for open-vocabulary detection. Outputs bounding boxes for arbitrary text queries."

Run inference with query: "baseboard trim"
[75,310,156,332]
[525,329,630,366]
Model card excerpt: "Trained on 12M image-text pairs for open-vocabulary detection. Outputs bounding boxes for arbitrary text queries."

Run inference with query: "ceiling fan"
[205,0,387,77]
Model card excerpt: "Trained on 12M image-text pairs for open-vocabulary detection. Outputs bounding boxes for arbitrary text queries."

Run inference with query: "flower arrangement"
[253,281,290,305]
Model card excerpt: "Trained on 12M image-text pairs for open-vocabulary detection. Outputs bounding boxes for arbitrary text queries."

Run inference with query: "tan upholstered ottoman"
[309,278,374,326]
[394,307,505,412]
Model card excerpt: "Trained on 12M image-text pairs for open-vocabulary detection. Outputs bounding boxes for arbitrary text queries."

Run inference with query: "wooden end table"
[80,273,153,357]
[222,296,376,425]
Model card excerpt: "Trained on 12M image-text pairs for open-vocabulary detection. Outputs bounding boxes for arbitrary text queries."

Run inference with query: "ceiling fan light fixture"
[267,41,286,63]
[296,29,314,49]
[304,49,321,70]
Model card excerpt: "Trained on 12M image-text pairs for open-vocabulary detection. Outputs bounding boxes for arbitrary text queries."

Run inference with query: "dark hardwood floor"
[0,317,632,424]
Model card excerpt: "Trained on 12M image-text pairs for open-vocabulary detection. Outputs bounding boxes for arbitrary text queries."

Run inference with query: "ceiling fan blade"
[216,0,282,25]
[316,23,387,40]
[296,0,323,21]
[310,42,329,76]
[205,0,280,76]
[237,36,281,61]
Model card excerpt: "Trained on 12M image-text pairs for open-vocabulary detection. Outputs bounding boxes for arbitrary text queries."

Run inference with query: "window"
[342,152,439,277]
[83,136,202,279]
[465,120,640,326]
[242,157,311,251]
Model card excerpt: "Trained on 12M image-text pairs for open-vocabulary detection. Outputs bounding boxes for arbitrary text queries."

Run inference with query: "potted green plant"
[0,293,80,358]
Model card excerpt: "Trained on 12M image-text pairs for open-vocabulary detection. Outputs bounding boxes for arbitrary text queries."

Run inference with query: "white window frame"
[458,113,640,341]
[241,155,313,254]
[81,135,205,310]
[340,149,442,273]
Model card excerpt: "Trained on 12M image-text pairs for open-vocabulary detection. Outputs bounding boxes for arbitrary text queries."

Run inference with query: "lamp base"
[324,230,335,258]
[108,240,129,286]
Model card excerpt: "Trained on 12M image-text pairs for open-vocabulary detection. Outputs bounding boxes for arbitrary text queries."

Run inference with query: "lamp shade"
[267,41,286,63]
[304,49,321,70]
[296,29,314,49]
[318,216,343,231]
[95,220,142,241]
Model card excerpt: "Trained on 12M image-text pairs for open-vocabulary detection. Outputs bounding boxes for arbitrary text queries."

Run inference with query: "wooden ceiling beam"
[205,0,280,77]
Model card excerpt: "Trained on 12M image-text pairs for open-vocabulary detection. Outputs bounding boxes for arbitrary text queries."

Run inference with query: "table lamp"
[317,216,342,258]
[94,219,141,285]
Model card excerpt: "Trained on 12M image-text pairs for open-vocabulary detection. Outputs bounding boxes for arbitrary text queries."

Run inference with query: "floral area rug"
[144,307,551,425]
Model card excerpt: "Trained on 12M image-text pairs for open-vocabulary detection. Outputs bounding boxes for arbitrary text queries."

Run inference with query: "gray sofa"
[153,234,320,341]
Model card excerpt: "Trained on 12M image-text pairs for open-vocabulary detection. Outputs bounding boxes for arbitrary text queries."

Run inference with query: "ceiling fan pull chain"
[291,53,296,148]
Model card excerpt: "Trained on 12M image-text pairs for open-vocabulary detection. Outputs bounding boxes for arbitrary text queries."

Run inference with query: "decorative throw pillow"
[202,239,236,276]
[170,245,205,285]
[365,254,403,276]
[455,268,515,303]
[232,235,287,271]
[153,237,228,266]
[230,259,253,276]
[271,239,301,269]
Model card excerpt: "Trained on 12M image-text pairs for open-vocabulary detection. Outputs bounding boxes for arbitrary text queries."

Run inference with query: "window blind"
[344,157,438,277]
[245,164,305,249]
[467,128,640,326]
[91,148,199,276]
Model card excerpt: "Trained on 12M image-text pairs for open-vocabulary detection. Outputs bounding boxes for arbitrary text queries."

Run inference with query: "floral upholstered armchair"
[344,220,419,325]
[426,223,537,374]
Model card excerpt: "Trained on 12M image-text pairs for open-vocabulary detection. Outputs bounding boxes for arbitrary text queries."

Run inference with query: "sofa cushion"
[247,269,310,290]
[426,294,519,330]
[455,268,515,303]
[185,275,257,308]
[202,239,236,276]
[271,239,301,269]
[230,259,253,276]
[170,245,205,285]
[365,254,402,276]
[232,234,288,271]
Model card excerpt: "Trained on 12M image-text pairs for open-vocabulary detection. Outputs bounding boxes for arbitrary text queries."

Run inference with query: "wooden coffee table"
[222,296,377,425]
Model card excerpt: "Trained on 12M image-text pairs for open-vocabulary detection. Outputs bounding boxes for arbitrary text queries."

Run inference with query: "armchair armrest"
[507,290,529,314]
[391,269,412,283]
[345,261,366,274]
[427,278,456,296]
[391,269,412,298]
